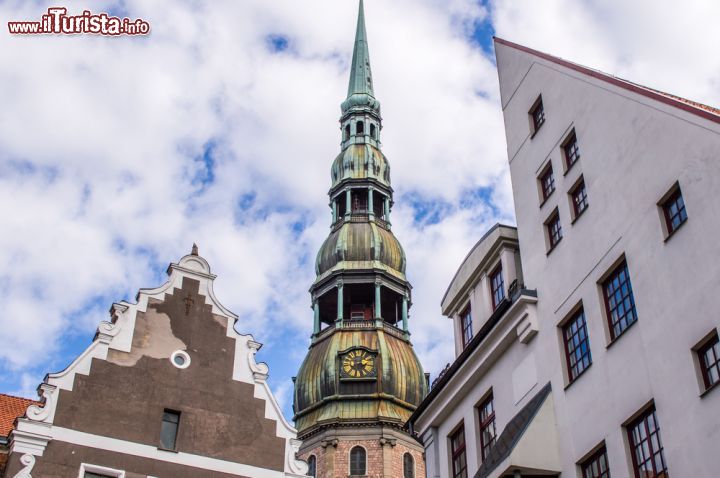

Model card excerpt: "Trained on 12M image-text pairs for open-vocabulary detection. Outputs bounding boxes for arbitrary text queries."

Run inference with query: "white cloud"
[0,0,717,422]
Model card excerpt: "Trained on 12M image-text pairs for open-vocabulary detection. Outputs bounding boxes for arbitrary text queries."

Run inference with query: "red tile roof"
[494,37,720,124]
[0,393,39,437]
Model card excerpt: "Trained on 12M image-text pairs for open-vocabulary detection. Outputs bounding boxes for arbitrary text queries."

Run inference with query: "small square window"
[698,332,720,391]
[539,164,555,202]
[661,186,688,236]
[563,308,592,382]
[626,406,669,478]
[545,209,563,251]
[580,445,610,478]
[529,96,545,134]
[490,266,505,310]
[571,177,589,219]
[478,393,497,461]
[461,306,473,348]
[602,260,638,340]
[562,130,580,170]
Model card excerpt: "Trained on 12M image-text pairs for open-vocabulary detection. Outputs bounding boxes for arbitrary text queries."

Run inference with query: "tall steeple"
[347,0,374,98]
[293,3,427,477]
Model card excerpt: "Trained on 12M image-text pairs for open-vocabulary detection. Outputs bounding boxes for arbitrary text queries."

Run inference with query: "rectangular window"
[581,446,610,478]
[563,130,580,169]
[698,332,720,391]
[627,406,669,478]
[563,308,592,382]
[478,393,497,461]
[85,474,113,478]
[546,210,563,251]
[490,266,505,310]
[450,425,467,478]
[602,261,637,340]
[530,96,545,134]
[662,187,687,235]
[461,307,473,348]
[160,409,180,450]
[539,164,555,201]
[571,178,589,218]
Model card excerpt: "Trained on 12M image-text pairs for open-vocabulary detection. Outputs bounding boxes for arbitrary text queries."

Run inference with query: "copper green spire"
[347,0,374,98]
[341,0,381,115]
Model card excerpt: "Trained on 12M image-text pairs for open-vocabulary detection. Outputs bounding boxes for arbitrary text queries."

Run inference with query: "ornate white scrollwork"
[96,320,120,343]
[25,383,56,423]
[286,438,309,475]
[12,453,35,478]
[247,340,269,381]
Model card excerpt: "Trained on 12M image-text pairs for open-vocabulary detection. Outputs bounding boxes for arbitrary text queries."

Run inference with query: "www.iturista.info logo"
[8,7,150,35]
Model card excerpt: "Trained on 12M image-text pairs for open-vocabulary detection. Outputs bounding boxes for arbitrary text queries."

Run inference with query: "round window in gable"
[170,350,191,369]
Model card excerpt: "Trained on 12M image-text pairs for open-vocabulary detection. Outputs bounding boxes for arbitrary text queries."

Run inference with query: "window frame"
[307,455,317,478]
[562,307,592,383]
[449,423,467,478]
[477,392,497,461]
[403,452,415,478]
[626,405,669,478]
[601,260,638,341]
[538,162,556,203]
[529,95,545,136]
[490,265,505,310]
[562,129,580,171]
[696,330,720,392]
[658,182,688,239]
[349,445,367,476]
[545,208,563,253]
[579,445,610,478]
[460,306,473,348]
[570,176,589,221]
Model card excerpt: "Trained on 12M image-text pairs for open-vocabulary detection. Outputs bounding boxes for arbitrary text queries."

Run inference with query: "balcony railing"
[314,320,407,341]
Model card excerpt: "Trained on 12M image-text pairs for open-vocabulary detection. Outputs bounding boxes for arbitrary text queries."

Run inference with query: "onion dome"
[293,327,427,433]
[330,143,391,189]
[315,222,406,279]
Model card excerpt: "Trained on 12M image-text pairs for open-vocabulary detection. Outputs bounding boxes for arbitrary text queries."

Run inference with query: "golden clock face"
[341,349,376,378]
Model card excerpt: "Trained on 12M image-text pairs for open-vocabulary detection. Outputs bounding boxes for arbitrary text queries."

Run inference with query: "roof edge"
[493,37,720,125]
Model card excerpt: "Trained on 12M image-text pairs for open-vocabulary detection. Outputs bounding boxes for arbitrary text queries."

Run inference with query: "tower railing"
[314,320,408,341]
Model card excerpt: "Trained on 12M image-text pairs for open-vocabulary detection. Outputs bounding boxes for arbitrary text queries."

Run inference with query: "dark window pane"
[564,131,580,168]
[350,446,366,475]
[160,410,180,450]
[450,425,467,478]
[699,333,720,390]
[490,267,505,310]
[403,453,415,478]
[461,307,473,348]
[663,188,687,234]
[307,455,316,477]
[547,212,563,249]
[603,262,637,339]
[572,180,589,217]
[531,97,545,132]
[541,166,555,200]
[478,394,496,461]
[84,473,113,478]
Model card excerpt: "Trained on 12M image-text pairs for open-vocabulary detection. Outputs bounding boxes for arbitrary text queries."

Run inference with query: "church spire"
[347,0,374,98]
[341,0,381,116]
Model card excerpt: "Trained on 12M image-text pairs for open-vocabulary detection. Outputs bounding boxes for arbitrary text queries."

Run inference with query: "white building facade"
[408,38,720,478]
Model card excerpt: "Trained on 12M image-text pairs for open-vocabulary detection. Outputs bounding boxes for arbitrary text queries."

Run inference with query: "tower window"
[349,446,366,475]
[370,123,377,139]
[345,124,351,141]
[160,409,180,450]
[356,121,365,135]
[307,455,317,477]
[403,452,415,478]
[450,424,467,478]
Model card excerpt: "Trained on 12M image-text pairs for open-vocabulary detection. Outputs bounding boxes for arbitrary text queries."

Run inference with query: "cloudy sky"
[1,0,718,419]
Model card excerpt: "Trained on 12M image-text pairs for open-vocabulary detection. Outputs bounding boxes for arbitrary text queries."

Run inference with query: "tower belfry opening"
[293,1,427,477]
